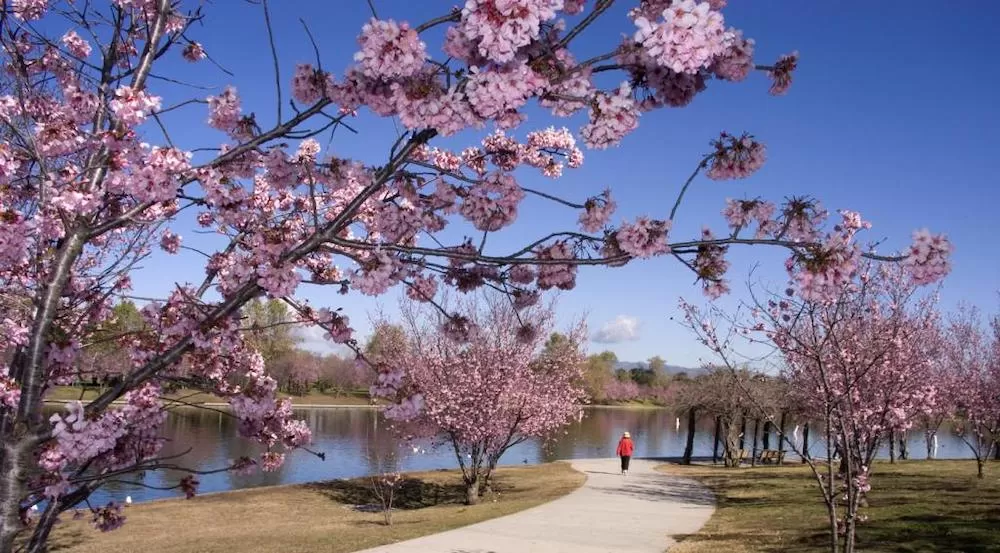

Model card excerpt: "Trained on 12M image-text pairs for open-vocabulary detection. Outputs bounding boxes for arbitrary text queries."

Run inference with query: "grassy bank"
[50,462,583,553]
[45,386,377,407]
[658,460,1000,553]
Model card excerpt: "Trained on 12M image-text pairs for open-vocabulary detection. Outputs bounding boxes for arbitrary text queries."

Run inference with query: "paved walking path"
[355,458,715,553]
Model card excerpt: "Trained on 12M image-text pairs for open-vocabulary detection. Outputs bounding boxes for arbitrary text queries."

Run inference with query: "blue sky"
[120,1,999,368]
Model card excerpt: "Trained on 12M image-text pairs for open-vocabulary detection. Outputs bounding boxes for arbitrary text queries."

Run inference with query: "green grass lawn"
[48,462,584,553]
[659,460,1000,553]
[45,386,378,406]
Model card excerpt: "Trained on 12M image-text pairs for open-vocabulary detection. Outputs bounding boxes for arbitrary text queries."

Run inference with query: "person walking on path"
[617,432,634,476]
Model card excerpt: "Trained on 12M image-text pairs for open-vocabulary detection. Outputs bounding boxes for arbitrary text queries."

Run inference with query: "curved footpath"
[356,458,715,553]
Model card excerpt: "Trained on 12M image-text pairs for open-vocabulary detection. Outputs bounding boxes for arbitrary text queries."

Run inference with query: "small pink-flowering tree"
[945,306,1000,478]
[268,350,323,395]
[0,0,953,549]
[920,322,955,460]
[602,378,642,402]
[683,264,942,553]
[315,355,371,395]
[370,294,587,505]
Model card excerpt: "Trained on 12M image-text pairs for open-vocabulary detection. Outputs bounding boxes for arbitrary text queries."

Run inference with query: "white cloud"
[592,315,641,344]
[294,325,351,357]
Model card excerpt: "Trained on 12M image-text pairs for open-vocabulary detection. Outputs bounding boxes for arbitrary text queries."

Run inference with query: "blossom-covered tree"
[945,306,1000,478]
[683,265,942,553]
[0,0,952,549]
[370,294,586,505]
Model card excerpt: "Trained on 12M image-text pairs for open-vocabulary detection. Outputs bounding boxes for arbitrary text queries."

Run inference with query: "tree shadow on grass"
[593,473,716,507]
[857,514,1000,553]
[43,527,90,552]
[306,477,521,511]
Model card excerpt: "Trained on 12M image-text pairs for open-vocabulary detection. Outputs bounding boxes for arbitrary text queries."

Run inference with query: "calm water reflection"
[81,407,971,505]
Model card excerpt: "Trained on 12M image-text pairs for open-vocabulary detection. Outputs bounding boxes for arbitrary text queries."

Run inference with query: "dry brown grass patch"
[48,462,583,553]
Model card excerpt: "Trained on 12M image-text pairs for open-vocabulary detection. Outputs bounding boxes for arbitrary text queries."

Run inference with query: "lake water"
[84,407,974,505]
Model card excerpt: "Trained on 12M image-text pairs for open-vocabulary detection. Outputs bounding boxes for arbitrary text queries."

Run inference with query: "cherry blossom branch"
[669,155,712,221]
[260,0,282,123]
[415,9,461,34]
[558,0,615,49]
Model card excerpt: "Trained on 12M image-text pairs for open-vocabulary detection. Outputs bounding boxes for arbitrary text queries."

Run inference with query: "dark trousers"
[620,455,631,471]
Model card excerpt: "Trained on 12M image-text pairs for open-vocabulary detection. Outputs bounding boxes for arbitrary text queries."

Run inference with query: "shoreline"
[44,399,669,410]
[43,399,383,409]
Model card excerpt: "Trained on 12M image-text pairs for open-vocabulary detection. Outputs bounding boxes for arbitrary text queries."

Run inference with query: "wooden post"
[801,423,810,463]
[682,408,697,465]
[751,419,761,467]
[778,411,787,462]
[712,416,721,465]
[738,412,748,451]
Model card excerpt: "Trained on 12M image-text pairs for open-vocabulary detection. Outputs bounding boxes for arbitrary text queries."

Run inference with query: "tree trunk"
[993,440,1000,461]
[712,416,721,465]
[682,408,697,465]
[888,430,896,464]
[465,477,481,505]
[801,423,810,463]
[762,420,772,450]
[24,505,60,553]
[925,429,936,460]
[778,411,787,458]
[751,419,760,467]
[899,432,909,460]
[978,458,985,479]
[0,438,30,553]
[738,412,747,451]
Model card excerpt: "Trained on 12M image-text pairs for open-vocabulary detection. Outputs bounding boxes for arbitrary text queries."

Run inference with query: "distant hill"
[613,361,704,376]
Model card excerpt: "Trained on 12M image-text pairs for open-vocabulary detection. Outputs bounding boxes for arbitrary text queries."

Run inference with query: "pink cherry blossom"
[459,0,562,63]
[767,51,799,96]
[508,265,535,285]
[722,198,776,238]
[61,30,92,58]
[292,64,329,105]
[712,30,754,82]
[91,503,126,532]
[579,190,616,232]
[459,171,525,231]
[109,86,161,126]
[406,274,439,302]
[391,71,478,136]
[159,230,182,254]
[354,18,427,80]
[12,0,47,20]
[615,217,671,258]
[902,229,953,285]
[207,86,242,134]
[581,83,640,149]
[693,227,730,298]
[465,61,545,127]
[182,42,206,62]
[564,0,587,14]
[179,475,199,499]
[633,0,727,75]
[706,131,766,180]
[535,241,577,290]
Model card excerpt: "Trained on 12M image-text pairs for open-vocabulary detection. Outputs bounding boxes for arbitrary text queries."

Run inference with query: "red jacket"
[616,437,634,457]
